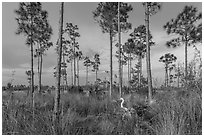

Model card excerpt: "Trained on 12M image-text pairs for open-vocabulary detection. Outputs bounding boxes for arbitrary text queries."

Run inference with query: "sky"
[2,2,202,87]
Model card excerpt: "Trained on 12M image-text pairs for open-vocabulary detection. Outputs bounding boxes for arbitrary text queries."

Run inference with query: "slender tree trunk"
[31,39,35,128]
[77,58,79,87]
[185,36,188,83]
[86,66,88,87]
[62,50,68,90]
[37,45,40,93]
[169,68,172,87]
[109,29,113,99]
[39,53,43,93]
[53,2,64,135]
[138,55,142,88]
[165,64,168,87]
[177,64,180,88]
[145,3,153,104]
[73,42,76,87]
[130,53,132,80]
[127,53,130,88]
[118,2,122,98]
[96,70,98,81]
[71,61,73,86]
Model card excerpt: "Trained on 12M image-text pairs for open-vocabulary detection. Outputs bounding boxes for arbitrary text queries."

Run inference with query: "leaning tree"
[163,5,202,82]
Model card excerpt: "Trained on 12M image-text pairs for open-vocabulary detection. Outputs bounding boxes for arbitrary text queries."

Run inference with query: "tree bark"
[109,29,113,99]
[118,2,122,98]
[145,3,153,105]
[30,37,35,128]
[53,2,64,135]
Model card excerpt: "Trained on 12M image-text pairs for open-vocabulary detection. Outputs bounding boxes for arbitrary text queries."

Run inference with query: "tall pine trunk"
[53,2,64,134]
[30,38,35,128]
[109,29,113,99]
[118,2,122,98]
[145,3,153,105]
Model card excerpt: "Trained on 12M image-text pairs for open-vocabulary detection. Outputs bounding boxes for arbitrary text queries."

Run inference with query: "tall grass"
[148,86,202,135]
[2,69,202,135]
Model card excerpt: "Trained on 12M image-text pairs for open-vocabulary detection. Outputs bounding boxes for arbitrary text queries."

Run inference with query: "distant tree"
[115,43,128,86]
[143,2,161,105]
[159,53,177,87]
[174,63,183,88]
[93,2,132,99]
[53,2,64,135]
[75,51,83,87]
[15,2,44,106]
[130,64,148,89]
[123,39,135,88]
[163,5,202,81]
[129,25,155,88]
[92,53,100,82]
[64,23,80,87]
[34,10,53,93]
[25,70,32,88]
[84,56,92,87]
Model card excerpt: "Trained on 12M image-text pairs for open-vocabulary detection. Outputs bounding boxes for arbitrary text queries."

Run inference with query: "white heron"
[120,97,128,111]
[119,97,135,118]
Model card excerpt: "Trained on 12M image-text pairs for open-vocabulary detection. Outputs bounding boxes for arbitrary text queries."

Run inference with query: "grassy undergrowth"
[2,84,202,135]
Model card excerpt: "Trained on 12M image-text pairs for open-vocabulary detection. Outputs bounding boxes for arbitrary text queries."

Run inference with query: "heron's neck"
[120,98,124,108]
